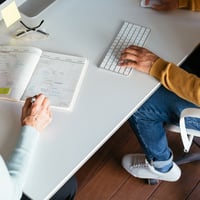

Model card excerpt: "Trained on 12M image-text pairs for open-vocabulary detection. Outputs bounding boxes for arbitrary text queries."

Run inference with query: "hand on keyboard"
[119,45,159,74]
[99,21,151,76]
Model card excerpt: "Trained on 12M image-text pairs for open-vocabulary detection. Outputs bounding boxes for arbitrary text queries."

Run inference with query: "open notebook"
[0,45,88,111]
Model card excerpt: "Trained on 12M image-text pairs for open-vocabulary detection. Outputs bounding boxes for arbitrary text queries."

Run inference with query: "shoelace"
[130,157,149,169]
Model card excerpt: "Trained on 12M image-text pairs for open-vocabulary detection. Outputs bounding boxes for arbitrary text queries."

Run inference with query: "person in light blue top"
[0,94,77,200]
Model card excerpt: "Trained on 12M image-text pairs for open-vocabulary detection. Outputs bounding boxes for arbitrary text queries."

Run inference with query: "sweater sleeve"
[150,58,200,106]
[179,0,200,11]
[0,126,39,200]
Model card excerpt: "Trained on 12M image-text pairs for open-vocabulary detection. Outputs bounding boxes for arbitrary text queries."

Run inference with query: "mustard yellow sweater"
[150,59,200,106]
[149,1,200,105]
[179,0,200,11]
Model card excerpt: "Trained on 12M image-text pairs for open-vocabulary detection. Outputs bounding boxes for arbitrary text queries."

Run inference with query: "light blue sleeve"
[5,125,39,200]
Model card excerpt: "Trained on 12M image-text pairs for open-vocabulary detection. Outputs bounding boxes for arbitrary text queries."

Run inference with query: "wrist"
[22,115,38,130]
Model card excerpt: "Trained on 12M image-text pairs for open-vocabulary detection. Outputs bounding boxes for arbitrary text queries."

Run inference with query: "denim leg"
[185,117,200,130]
[129,85,199,169]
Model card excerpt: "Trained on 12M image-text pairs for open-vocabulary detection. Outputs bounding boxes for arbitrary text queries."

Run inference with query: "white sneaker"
[122,154,181,182]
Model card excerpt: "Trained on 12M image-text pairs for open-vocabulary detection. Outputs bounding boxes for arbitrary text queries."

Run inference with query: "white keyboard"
[99,21,151,76]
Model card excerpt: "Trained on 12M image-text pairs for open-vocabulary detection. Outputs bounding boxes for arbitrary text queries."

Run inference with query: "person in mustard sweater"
[144,0,200,11]
[119,43,200,181]
[118,0,200,182]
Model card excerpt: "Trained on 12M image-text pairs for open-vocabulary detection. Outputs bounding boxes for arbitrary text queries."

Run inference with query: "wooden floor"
[74,121,200,200]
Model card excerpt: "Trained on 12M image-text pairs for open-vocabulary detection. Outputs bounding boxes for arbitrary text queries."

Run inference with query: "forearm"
[6,126,39,199]
[179,0,200,11]
[150,58,200,106]
[0,94,51,199]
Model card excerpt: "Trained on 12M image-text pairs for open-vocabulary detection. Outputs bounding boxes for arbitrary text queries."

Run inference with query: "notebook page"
[0,46,42,100]
[21,51,88,111]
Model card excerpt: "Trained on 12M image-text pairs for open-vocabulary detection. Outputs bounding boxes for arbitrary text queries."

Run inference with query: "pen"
[31,97,36,104]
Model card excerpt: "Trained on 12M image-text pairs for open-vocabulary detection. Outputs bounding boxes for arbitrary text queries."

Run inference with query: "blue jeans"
[129,85,200,170]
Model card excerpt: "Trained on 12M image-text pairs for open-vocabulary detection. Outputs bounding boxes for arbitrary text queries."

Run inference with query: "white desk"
[0,0,200,199]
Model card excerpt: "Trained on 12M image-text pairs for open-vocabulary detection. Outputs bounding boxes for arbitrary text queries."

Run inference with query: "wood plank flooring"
[74,122,200,200]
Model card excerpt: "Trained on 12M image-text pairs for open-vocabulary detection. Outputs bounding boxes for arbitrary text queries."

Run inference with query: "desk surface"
[0,0,200,199]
